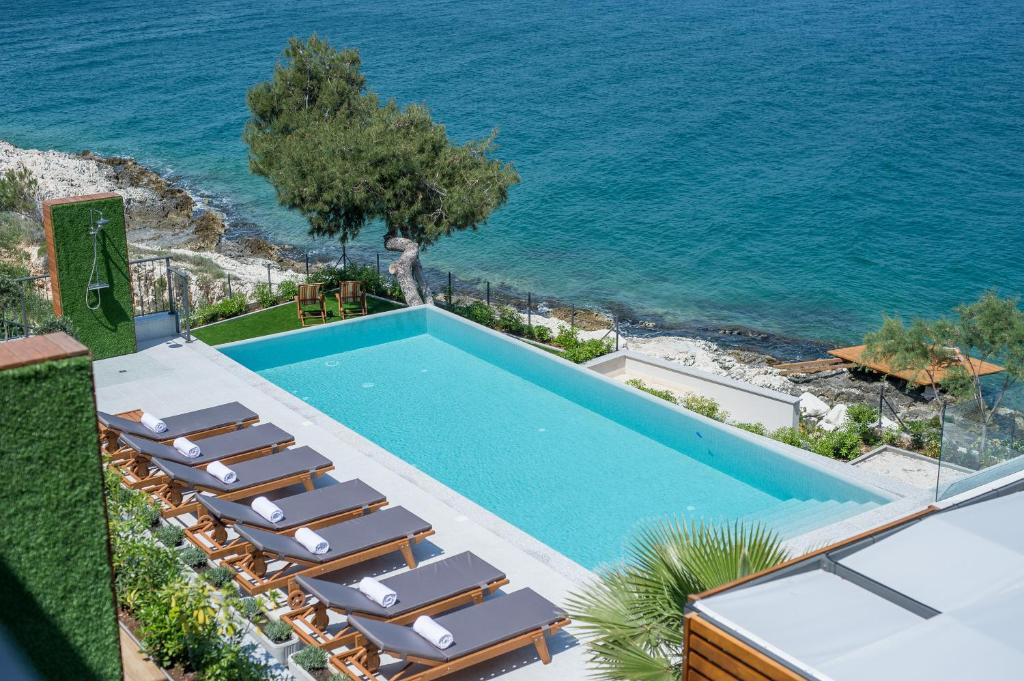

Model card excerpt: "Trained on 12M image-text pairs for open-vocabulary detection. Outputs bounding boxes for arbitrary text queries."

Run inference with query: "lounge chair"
[98,401,258,457]
[114,423,294,488]
[225,507,435,603]
[336,280,368,320]
[297,283,327,326]
[284,552,508,651]
[184,480,388,559]
[145,446,334,519]
[329,588,570,681]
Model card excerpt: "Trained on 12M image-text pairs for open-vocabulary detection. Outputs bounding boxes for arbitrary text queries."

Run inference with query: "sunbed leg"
[287,580,305,609]
[311,601,328,630]
[399,541,417,569]
[302,476,315,492]
[533,633,552,664]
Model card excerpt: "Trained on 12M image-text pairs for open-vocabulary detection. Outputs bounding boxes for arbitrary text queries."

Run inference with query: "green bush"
[190,294,248,327]
[734,422,768,436]
[769,426,806,448]
[625,378,678,404]
[155,524,184,548]
[111,535,182,614]
[137,578,218,668]
[454,300,498,328]
[530,325,552,343]
[680,394,728,422]
[195,639,270,681]
[554,326,614,363]
[34,315,77,338]
[846,403,881,445]
[262,619,294,644]
[203,566,235,589]
[0,164,39,216]
[906,417,942,457]
[136,501,162,528]
[294,645,328,670]
[881,428,902,446]
[497,306,526,335]
[811,427,862,461]
[309,263,395,298]
[238,597,263,622]
[276,279,299,301]
[253,282,276,309]
[180,545,208,570]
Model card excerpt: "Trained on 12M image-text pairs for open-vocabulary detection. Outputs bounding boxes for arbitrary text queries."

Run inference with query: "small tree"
[0,165,40,220]
[244,36,520,305]
[864,292,1024,452]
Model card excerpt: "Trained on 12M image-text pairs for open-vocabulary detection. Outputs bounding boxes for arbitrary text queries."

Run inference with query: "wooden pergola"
[827,344,1005,384]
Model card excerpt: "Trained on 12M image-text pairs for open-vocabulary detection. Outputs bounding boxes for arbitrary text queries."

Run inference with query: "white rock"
[800,392,830,418]
[821,403,849,430]
[879,416,900,431]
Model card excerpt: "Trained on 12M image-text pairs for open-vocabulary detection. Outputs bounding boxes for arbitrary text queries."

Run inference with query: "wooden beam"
[0,333,90,370]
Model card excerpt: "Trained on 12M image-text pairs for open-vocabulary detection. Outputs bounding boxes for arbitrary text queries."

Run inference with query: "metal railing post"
[447,272,453,308]
[878,384,885,431]
[266,263,272,291]
[571,304,576,330]
[20,279,29,337]
[527,292,532,328]
[181,273,192,342]
[486,281,490,307]
[376,253,380,276]
[342,245,348,268]
[226,273,232,298]
[614,316,620,351]
[934,402,947,502]
[165,257,174,314]
[305,251,310,280]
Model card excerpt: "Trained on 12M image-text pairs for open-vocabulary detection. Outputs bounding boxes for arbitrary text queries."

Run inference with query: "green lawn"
[192,295,404,345]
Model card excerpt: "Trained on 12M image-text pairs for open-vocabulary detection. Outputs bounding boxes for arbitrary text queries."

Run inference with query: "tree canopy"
[243,36,520,304]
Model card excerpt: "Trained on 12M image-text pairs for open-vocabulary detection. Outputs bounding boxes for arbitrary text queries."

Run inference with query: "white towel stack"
[295,527,329,554]
[206,461,237,484]
[358,576,398,608]
[413,615,454,649]
[140,412,167,433]
[173,436,201,458]
[251,496,284,523]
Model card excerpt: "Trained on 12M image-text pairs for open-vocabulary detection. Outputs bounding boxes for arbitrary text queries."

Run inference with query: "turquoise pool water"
[222,308,889,568]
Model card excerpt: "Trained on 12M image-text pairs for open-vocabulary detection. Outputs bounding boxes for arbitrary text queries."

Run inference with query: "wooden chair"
[296,283,327,326]
[336,280,368,320]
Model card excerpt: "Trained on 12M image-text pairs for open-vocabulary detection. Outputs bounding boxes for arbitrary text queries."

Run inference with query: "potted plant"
[236,595,302,665]
[288,646,336,681]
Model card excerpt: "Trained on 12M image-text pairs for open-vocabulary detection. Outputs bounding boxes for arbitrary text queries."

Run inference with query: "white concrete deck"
[94,335,590,681]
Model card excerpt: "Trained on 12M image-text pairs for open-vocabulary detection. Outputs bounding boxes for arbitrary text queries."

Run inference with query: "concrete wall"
[587,350,799,430]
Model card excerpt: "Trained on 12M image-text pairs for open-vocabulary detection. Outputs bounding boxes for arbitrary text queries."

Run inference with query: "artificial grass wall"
[45,195,136,359]
[0,354,122,680]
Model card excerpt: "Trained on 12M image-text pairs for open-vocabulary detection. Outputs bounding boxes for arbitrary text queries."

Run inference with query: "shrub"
[137,502,162,528]
[0,164,39,216]
[881,428,902,446]
[770,426,806,448]
[846,403,881,446]
[262,619,294,644]
[190,294,247,326]
[309,263,394,298]
[293,645,328,670]
[195,639,270,681]
[238,597,263,622]
[680,394,728,422]
[626,378,678,404]
[906,417,942,457]
[497,306,526,335]
[734,422,768,436]
[111,537,182,613]
[253,282,277,309]
[203,566,235,589]
[180,546,208,570]
[34,315,77,338]
[155,524,184,548]
[137,578,217,668]
[276,279,299,301]
[455,300,498,328]
[530,325,552,343]
[553,326,614,363]
[811,427,862,461]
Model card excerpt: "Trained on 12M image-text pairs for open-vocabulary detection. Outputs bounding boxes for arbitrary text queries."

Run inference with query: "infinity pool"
[221,307,890,568]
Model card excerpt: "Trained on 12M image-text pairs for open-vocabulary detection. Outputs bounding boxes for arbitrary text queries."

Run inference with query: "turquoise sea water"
[2,0,1022,342]
[222,308,885,567]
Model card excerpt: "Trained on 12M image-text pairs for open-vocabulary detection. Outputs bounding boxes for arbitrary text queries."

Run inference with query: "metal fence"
[1,273,54,341]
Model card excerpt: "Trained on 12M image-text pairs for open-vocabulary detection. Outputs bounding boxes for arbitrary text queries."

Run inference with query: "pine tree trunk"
[384,236,434,306]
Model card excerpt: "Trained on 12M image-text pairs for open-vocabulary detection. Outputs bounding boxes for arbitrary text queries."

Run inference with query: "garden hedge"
[44,194,136,359]
[0,352,121,679]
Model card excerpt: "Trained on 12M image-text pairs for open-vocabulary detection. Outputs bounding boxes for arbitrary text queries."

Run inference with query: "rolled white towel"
[140,412,167,433]
[412,615,454,649]
[205,461,237,484]
[295,527,329,555]
[358,576,398,608]
[251,496,284,523]
[173,436,201,458]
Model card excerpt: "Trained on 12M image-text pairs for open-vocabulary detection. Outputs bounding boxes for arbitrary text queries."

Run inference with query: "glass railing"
[937,397,1024,500]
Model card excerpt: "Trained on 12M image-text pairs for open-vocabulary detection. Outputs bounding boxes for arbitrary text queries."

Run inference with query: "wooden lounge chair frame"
[336,280,368,320]
[99,408,259,460]
[144,464,334,519]
[283,575,510,651]
[297,283,328,327]
[115,431,295,490]
[184,497,388,560]
[329,617,570,681]
[225,527,436,604]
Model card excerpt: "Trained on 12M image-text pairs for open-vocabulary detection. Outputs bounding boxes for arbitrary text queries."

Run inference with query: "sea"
[2,0,1022,348]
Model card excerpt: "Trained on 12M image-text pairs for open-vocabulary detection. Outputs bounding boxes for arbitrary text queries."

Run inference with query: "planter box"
[287,651,322,681]
[252,624,302,666]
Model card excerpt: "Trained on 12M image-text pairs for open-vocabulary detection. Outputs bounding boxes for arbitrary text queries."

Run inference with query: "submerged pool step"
[741,498,879,539]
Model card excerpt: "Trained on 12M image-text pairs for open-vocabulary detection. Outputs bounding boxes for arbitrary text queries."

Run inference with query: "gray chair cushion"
[349,588,566,662]
[297,551,505,617]
[152,446,330,492]
[120,423,292,466]
[98,402,257,440]
[234,507,431,564]
[196,479,386,530]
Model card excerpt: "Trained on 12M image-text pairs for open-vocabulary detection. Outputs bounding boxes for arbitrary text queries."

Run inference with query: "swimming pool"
[221,307,892,568]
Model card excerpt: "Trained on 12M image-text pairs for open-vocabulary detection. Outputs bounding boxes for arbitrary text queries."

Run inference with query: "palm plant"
[566,520,789,681]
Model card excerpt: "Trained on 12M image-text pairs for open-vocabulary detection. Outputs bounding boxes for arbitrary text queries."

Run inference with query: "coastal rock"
[800,392,830,417]
[185,211,226,250]
[819,404,849,432]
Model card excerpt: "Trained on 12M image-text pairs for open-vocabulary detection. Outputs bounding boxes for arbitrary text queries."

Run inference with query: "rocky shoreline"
[0,139,934,421]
